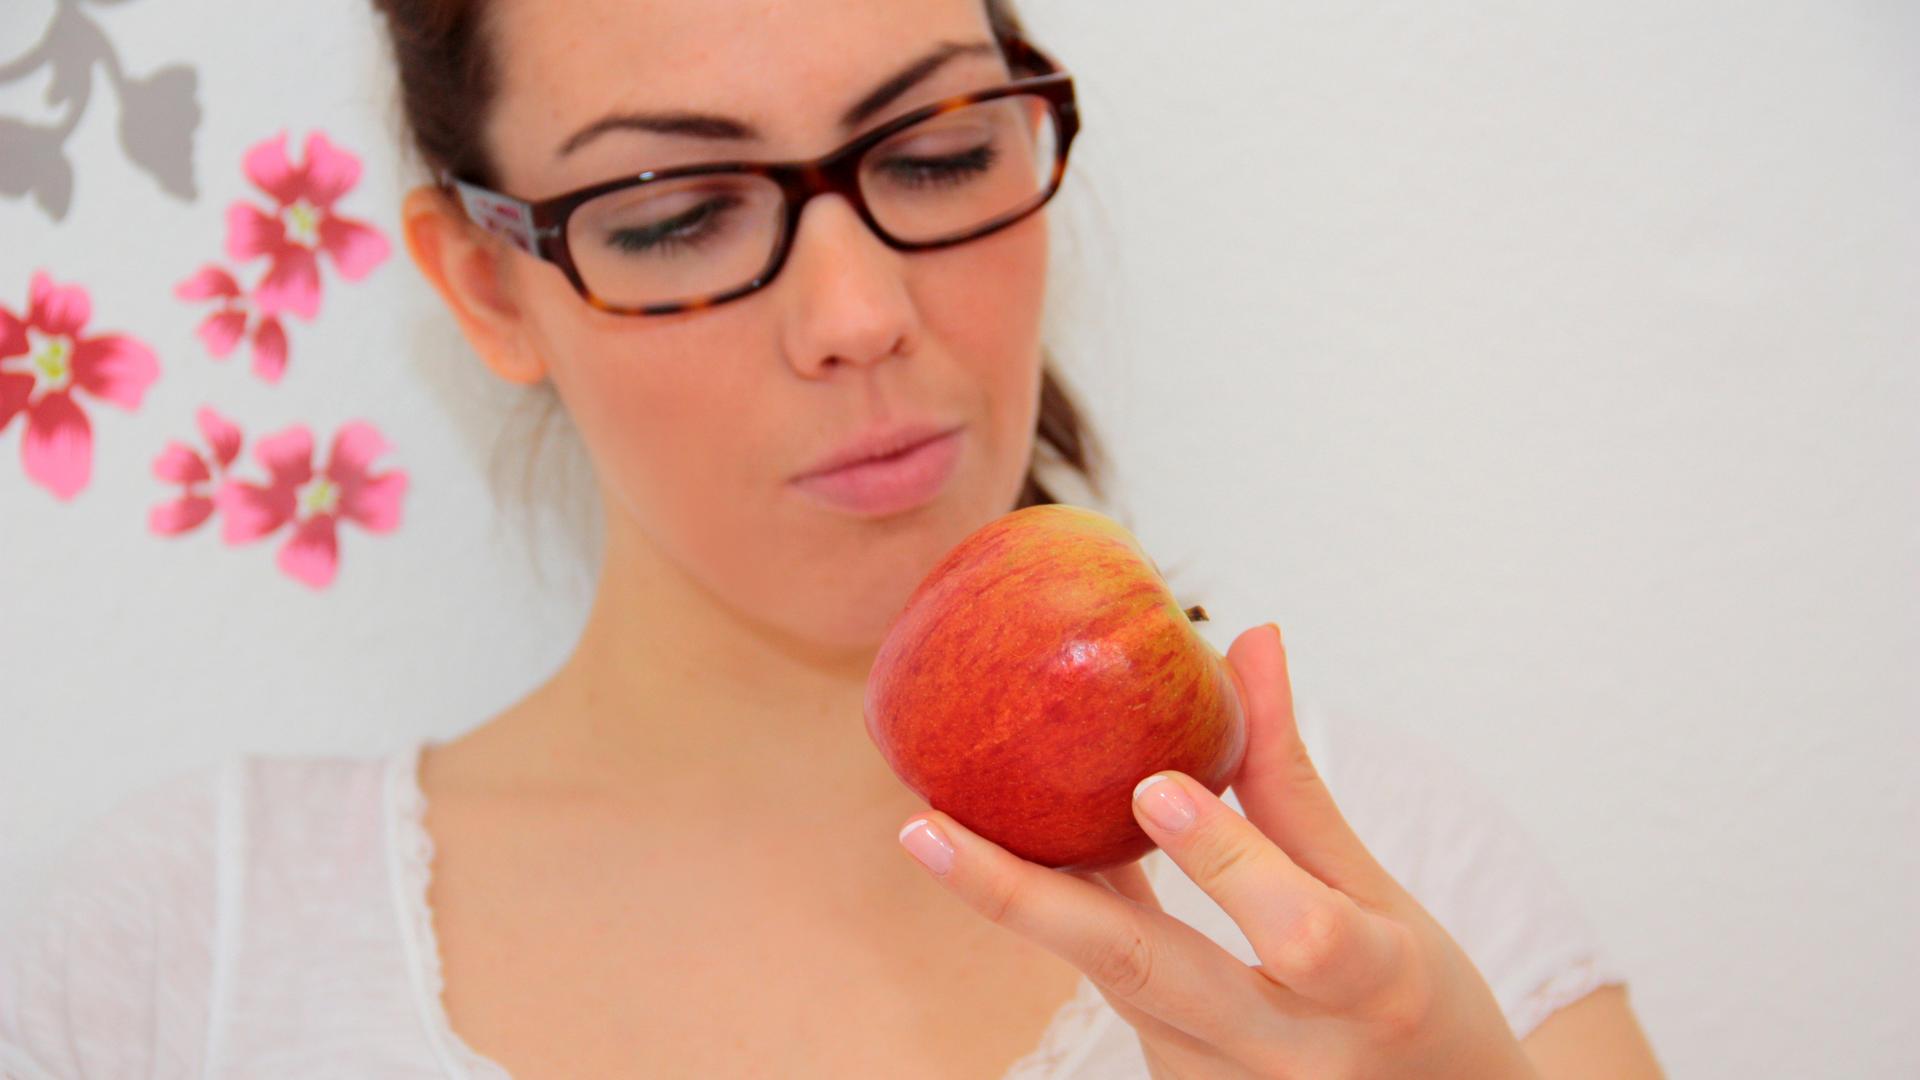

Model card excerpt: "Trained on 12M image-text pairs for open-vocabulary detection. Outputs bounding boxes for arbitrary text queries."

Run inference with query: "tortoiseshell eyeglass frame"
[436,33,1080,317]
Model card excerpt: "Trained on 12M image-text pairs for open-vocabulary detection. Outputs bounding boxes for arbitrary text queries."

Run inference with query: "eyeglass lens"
[563,94,1061,309]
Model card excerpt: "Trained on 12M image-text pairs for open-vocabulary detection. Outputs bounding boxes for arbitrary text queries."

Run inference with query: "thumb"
[1226,623,1399,905]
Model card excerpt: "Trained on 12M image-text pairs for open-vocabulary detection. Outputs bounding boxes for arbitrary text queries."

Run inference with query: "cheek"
[924,212,1049,358]
[532,305,767,541]
[917,214,1051,473]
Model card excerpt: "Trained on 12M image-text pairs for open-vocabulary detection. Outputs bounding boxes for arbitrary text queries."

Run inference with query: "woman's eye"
[879,143,999,190]
[605,196,739,255]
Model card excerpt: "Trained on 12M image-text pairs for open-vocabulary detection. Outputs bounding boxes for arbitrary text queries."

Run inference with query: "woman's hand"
[894,623,1538,1080]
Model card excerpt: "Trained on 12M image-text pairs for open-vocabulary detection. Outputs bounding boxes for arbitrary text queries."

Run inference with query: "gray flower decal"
[0,0,203,221]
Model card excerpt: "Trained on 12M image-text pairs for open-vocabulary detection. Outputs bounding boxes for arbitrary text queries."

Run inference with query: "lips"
[788,426,965,517]
[791,421,963,482]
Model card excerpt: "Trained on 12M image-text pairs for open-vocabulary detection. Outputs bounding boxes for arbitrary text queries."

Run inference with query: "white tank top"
[0,691,1627,1078]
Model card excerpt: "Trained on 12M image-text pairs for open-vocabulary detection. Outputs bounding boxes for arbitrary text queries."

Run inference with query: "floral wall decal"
[151,410,410,590]
[175,130,391,384]
[0,270,161,500]
[0,0,202,221]
[149,405,240,535]
[174,266,281,382]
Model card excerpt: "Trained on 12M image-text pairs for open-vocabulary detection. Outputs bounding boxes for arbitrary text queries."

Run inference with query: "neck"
[504,506,926,831]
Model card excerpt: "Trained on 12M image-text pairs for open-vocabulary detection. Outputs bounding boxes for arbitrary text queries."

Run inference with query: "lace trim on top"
[386,735,1135,1080]
[387,738,517,1080]
[1508,951,1629,1041]
[998,972,1110,1080]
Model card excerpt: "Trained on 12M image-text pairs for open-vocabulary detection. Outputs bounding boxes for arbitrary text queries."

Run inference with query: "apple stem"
[1184,604,1209,623]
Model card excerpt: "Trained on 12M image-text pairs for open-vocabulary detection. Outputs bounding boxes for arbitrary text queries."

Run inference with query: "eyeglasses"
[438,33,1079,317]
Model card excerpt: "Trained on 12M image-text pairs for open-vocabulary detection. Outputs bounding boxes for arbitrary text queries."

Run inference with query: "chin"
[765,459,1033,656]
[811,523,995,656]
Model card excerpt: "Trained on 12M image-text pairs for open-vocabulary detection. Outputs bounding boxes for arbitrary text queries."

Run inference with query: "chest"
[421,797,1090,1080]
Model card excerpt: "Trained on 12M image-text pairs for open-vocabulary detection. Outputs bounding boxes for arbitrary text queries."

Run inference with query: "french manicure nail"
[1133,773,1195,832]
[899,817,956,875]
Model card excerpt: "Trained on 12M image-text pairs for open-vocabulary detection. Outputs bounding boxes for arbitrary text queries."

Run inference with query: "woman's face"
[478,0,1050,653]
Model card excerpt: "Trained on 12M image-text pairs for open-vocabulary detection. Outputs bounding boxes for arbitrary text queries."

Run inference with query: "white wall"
[3,1,1915,1076]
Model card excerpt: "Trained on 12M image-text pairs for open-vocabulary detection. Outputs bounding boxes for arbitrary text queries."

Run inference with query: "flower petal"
[326,422,409,532]
[214,479,293,543]
[0,118,73,219]
[242,131,304,206]
[0,371,33,433]
[175,265,241,301]
[278,514,339,589]
[119,65,200,201]
[323,420,389,482]
[149,494,214,536]
[342,470,407,533]
[251,249,321,321]
[316,214,389,282]
[250,315,288,383]
[27,271,90,336]
[22,390,91,500]
[197,310,248,358]
[0,304,25,358]
[224,201,286,263]
[197,406,242,470]
[71,334,161,410]
[300,132,361,210]
[152,441,210,484]
[251,424,313,489]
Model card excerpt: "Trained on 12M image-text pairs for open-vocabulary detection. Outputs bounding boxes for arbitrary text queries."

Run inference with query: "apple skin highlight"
[864,504,1248,873]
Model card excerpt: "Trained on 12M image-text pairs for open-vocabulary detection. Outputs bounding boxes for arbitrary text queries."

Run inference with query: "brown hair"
[370,0,1106,516]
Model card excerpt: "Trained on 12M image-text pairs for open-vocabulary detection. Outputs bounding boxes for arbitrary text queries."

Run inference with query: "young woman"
[0,0,1665,1076]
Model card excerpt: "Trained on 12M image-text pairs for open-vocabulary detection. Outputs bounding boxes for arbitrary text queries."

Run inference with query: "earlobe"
[400,184,548,386]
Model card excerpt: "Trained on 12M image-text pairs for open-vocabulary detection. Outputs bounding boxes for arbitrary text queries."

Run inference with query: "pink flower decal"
[149,406,242,535]
[175,129,389,384]
[1,271,162,500]
[228,131,389,320]
[206,419,409,589]
[176,267,248,357]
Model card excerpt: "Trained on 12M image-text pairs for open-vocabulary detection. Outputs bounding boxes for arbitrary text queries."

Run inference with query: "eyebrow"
[554,39,1002,160]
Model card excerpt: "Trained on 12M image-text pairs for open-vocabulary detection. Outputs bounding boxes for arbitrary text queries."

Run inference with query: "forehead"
[483,0,1003,189]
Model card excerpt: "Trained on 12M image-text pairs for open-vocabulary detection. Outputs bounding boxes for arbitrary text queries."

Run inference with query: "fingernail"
[1133,773,1195,832]
[1266,621,1283,648]
[899,817,956,875]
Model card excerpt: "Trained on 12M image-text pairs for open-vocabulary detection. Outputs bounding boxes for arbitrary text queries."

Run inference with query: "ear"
[400,184,548,385]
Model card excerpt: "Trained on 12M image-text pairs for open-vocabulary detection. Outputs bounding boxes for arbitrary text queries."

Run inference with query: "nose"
[775,193,919,379]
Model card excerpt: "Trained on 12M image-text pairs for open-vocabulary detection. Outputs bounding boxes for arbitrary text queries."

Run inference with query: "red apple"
[865,504,1248,873]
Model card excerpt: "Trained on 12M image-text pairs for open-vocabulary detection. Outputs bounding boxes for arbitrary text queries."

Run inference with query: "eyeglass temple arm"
[438,171,549,256]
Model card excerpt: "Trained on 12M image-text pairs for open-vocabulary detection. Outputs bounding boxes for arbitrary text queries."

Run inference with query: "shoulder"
[1153,693,1629,1042]
[0,742,412,1079]
[0,757,229,1078]
[1303,697,1630,1037]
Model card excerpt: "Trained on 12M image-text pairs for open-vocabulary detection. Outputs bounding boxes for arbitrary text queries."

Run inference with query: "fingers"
[897,811,1288,1051]
[1131,769,1409,1012]
[1067,859,1166,916]
[1224,623,1400,906]
[1099,858,1165,913]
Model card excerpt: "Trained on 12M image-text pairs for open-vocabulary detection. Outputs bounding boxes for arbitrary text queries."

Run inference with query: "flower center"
[284,198,321,247]
[24,328,74,394]
[297,475,340,518]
